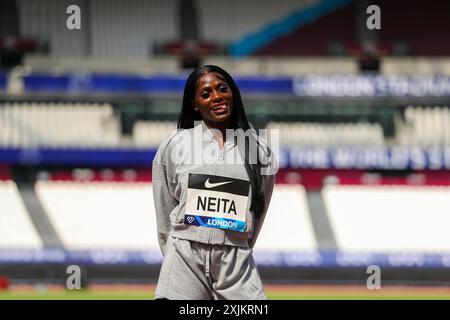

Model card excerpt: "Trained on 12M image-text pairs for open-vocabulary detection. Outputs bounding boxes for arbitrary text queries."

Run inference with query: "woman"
[152,65,277,300]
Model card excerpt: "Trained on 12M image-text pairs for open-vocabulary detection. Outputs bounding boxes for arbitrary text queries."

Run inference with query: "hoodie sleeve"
[248,173,275,249]
[152,139,177,256]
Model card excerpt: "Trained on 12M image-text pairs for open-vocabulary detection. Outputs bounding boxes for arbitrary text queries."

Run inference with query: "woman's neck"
[203,119,231,149]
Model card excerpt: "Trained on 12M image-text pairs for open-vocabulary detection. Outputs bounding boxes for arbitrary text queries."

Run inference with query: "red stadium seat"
[0,276,10,290]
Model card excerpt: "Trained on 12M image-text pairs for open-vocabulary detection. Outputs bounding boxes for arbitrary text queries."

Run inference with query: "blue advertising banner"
[1,146,450,170]
[282,146,450,170]
[20,73,450,97]
[0,248,449,268]
[0,71,7,90]
[0,147,156,167]
[292,75,450,97]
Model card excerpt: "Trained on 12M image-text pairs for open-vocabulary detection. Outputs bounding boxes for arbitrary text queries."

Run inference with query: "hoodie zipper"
[208,142,224,244]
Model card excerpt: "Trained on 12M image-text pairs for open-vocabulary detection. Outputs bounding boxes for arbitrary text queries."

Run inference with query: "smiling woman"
[193,74,233,142]
[152,65,277,300]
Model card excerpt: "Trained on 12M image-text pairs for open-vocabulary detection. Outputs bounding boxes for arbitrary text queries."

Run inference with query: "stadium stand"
[90,0,177,58]
[0,180,42,249]
[382,58,450,76]
[396,106,450,146]
[377,0,450,56]
[202,56,359,75]
[17,0,87,57]
[197,0,312,44]
[35,180,159,251]
[22,55,181,74]
[22,55,360,76]
[1,0,450,289]
[254,184,317,252]
[254,0,355,56]
[0,102,120,148]
[323,185,450,253]
[17,0,178,58]
[267,121,384,146]
[132,120,177,148]
[252,0,450,58]
[3,104,425,150]
[30,179,318,254]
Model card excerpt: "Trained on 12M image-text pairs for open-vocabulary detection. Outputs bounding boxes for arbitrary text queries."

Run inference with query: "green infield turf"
[1,290,449,300]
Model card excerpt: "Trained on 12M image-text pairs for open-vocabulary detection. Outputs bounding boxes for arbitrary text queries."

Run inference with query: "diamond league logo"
[186,216,195,224]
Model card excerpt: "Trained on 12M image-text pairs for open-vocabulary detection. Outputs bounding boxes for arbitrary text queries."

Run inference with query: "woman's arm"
[152,161,176,256]
[248,141,278,248]
[152,133,179,256]
[248,173,275,249]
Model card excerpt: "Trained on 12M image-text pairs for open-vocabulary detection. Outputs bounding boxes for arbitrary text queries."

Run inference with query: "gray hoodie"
[152,121,277,256]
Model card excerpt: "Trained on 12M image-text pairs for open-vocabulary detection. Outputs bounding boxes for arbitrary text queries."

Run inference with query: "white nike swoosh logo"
[204,178,233,189]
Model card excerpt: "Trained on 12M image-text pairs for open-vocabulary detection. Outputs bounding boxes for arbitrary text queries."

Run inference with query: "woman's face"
[193,72,233,125]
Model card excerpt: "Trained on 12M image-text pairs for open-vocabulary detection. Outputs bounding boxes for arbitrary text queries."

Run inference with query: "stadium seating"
[0,102,120,148]
[396,106,450,146]
[322,185,450,253]
[378,0,450,56]
[0,180,43,249]
[17,0,88,57]
[266,121,385,146]
[255,184,317,252]
[90,0,177,58]
[382,58,450,76]
[255,0,355,56]
[254,0,450,57]
[196,0,310,43]
[4,173,450,255]
[35,181,159,250]
[22,55,359,75]
[17,0,177,58]
[202,56,359,75]
[132,120,177,148]
[32,180,316,253]
[3,103,450,150]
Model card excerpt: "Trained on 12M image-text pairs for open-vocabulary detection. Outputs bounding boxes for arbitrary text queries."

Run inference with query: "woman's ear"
[192,103,198,112]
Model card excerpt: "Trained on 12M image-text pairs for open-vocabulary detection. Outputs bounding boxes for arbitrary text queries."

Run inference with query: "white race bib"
[184,173,250,232]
